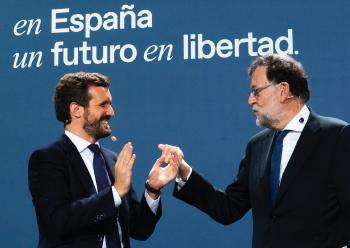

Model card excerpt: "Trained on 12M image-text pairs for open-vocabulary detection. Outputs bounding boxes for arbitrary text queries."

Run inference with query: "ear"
[279,82,292,102]
[69,102,84,120]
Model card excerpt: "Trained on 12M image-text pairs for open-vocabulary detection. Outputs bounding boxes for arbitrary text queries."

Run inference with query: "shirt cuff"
[111,186,122,207]
[144,191,160,215]
[175,167,193,189]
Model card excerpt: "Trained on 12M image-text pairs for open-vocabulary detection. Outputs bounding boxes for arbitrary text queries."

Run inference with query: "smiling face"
[248,66,282,129]
[82,85,115,141]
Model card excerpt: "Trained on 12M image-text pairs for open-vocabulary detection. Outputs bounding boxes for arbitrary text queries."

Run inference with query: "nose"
[248,93,256,106]
[107,105,115,117]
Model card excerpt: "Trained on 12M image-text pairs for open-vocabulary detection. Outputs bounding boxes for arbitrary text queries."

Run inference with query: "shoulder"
[310,112,348,133]
[316,115,348,129]
[248,128,273,145]
[100,146,118,160]
[29,135,71,162]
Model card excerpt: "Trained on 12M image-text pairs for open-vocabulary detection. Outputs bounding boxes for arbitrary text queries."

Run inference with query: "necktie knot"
[88,144,101,157]
[88,144,101,155]
[275,130,290,144]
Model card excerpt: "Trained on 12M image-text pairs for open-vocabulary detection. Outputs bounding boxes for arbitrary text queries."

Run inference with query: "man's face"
[248,66,281,129]
[83,86,115,140]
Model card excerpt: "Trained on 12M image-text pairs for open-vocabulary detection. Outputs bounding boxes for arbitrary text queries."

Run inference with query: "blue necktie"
[88,144,121,248]
[270,130,290,205]
[88,144,111,192]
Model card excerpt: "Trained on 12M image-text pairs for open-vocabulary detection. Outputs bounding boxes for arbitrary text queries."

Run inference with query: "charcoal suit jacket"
[174,111,350,248]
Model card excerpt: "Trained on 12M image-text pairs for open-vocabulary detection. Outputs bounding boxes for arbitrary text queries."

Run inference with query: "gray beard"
[255,115,278,129]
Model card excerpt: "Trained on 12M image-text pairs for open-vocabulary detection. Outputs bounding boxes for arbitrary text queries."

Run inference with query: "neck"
[65,123,97,143]
[273,101,304,130]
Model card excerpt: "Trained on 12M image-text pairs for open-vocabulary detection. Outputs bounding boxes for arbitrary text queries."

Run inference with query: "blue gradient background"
[1,1,349,247]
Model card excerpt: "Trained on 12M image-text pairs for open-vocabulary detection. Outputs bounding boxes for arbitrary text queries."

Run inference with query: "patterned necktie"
[270,130,290,205]
[88,144,121,248]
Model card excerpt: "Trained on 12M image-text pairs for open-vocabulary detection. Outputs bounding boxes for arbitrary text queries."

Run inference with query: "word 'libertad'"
[183,29,297,60]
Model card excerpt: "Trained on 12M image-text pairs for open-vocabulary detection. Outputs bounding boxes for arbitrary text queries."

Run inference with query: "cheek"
[86,112,100,122]
[265,97,279,112]
[256,98,267,108]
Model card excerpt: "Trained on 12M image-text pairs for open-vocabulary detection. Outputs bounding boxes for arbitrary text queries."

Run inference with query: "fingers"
[171,150,181,166]
[158,144,184,163]
[114,143,135,198]
[128,153,136,169]
[159,159,179,185]
[118,143,130,161]
[116,142,135,169]
[167,159,179,174]
[158,144,171,163]
[151,156,165,171]
[163,146,172,163]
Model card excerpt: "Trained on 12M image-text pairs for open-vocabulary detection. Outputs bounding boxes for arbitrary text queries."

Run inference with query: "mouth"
[100,119,111,129]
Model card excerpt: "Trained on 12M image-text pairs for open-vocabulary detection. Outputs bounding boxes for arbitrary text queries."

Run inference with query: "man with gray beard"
[159,54,350,248]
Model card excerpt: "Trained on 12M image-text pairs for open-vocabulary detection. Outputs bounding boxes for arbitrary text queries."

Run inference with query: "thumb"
[158,144,165,151]
[151,156,165,171]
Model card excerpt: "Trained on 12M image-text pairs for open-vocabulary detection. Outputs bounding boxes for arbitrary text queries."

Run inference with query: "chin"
[96,129,112,139]
[100,125,112,134]
[256,118,263,127]
[103,130,112,137]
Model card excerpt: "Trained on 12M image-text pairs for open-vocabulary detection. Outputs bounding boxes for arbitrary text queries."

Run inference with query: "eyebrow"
[251,82,270,88]
[100,100,112,105]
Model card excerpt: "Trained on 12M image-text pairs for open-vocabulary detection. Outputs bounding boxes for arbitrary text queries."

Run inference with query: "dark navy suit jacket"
[29,134,161,248]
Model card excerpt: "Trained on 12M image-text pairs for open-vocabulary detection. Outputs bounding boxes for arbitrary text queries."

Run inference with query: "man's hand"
[113,143,136,198]
[146,155,179,199]
[158,144,191,181]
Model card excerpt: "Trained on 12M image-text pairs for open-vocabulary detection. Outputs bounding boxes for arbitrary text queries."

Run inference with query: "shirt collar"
[283,105,310,132]
[64,130,100,153]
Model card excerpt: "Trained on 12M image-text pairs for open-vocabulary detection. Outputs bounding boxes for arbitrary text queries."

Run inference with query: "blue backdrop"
[1,1,349,247]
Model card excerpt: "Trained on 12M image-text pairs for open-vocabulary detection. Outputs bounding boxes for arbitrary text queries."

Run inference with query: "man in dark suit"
[159,54,350,247]
[28,72,177,248]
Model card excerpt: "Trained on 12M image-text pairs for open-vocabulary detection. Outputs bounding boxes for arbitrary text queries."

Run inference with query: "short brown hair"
[248,54,310,102]
[54,72,110,125]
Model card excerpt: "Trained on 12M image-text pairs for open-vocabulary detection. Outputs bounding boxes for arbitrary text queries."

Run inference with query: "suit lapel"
[59,135,97,195]
[275,112,321,205]
[100,148,116,184]
[258,130,275,205]
[258,131,275,180]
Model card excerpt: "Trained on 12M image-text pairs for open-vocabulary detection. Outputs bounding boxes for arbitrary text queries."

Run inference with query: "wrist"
[179,161,191,181]
[113,185,126,198]
[145,180,162,195]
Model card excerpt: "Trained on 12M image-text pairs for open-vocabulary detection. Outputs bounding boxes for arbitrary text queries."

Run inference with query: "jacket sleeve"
[173,145,252,225]
[104,148,162,241]
[126,189,162,241]
[333,125,350,244]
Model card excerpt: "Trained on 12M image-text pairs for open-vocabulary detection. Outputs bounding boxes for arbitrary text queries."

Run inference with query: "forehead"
[250,66,268,87]
[88,85,112,102]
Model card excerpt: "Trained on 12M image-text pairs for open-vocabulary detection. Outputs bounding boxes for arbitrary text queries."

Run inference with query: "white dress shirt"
[279,105,310,182]
[65,130,160,248]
